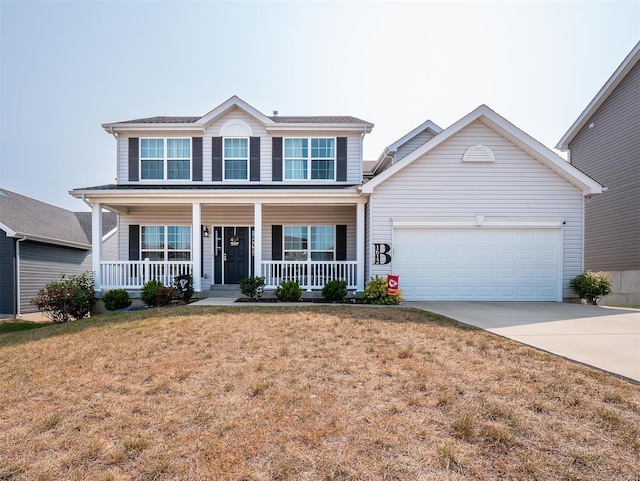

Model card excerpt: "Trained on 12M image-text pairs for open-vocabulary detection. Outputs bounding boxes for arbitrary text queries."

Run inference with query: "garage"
[393,227,562,301]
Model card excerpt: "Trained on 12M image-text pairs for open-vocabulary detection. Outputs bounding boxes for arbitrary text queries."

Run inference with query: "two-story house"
[557,41,640,305]
[73,96,602,301]
[71,96,372,294]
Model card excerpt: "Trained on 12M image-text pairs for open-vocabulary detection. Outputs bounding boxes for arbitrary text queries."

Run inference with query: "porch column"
[356,202,365,291]
[91,203,103,291]
[192,203,202,292]
[254,202,262,278]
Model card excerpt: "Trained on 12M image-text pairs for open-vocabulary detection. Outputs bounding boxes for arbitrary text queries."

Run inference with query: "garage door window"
[284,226,334,261]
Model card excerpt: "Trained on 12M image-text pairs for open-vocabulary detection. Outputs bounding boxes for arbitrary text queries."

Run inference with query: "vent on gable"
[462,144,495,163]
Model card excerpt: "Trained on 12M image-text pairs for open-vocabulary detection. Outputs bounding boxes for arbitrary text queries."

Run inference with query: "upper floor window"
[284,225,335,261]
[141,225,191,261]
[224,138,248,180]
[284,138,335,180]
[141,138,191,180]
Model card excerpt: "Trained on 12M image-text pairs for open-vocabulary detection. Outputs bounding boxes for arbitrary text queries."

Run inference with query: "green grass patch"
[0,320,49,334]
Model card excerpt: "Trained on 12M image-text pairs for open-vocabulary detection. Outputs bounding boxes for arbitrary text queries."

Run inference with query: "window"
[284,138,335,180]
[224,137,248,180]
[141,226,191,261]
[284,226,334,261]
[140,138,191,180]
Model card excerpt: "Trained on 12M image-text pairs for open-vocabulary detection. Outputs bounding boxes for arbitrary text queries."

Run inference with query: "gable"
[374,120,582,196]
[203,106,269,137]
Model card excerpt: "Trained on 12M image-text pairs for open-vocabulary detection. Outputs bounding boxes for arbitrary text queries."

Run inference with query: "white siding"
[368,120,585,299]
[117,130,200,184]
[396,129,437,161]
[261,205,357,261]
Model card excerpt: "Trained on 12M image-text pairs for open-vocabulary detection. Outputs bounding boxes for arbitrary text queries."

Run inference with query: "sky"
[1,0,639,211]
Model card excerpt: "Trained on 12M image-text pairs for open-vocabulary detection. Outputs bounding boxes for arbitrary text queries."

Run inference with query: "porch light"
[203,227,210,238]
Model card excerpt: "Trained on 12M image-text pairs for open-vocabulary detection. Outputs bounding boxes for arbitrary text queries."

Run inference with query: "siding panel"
[19,242,91,314]
[569,60,640,271]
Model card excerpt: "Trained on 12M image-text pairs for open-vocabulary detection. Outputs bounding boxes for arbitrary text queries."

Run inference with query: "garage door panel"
[394,228,560,301]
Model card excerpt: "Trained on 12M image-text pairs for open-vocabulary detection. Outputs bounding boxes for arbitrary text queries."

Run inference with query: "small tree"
[322,279,348,302]
[31,272,95,323]
[102,289,132,311]
[360,275,403,305]
[570,271,612,305]
[275,280,302,302]
[240,276,265,300]
[141,279,165,306]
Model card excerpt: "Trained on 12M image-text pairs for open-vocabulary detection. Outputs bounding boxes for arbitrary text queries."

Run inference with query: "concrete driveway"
[406,302,640,382]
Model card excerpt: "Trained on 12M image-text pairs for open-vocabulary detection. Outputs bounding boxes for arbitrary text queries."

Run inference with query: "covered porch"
[86,187,366,293]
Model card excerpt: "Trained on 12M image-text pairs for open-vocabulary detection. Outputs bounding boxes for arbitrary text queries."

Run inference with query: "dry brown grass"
[1,306,638,481]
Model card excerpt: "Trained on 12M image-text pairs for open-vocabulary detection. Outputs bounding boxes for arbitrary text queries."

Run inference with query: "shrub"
[174,274,194,303]
[240,276,265,300]
[322,279,348,302]
[31,272,95,323]
[102,289,132,311]
[275,280,302,302]
[140,279,165,306]
[360,275,403,305]
[154,286,177,307]
[570,271,612,305]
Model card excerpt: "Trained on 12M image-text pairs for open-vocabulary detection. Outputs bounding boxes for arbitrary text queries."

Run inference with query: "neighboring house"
[71,96,601,302]
[0,188,117,317]
[556,41,640,306]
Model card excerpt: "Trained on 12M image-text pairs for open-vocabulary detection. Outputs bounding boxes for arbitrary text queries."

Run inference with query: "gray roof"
[0,188,116,248]
[112,115,372,125]
[74,211,118,242]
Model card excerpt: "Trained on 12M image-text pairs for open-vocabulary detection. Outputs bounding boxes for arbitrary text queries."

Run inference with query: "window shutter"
[336,224,347,261]
[128,138,139,181]
[250,137,261,181]
[192,137,203,181]
[336,137,347,181]
[272,225,283,260]
[128,225,140,261]
[272,137,283,181]
[212,137,222,181]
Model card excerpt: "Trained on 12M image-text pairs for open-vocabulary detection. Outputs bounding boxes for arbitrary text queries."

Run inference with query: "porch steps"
[197,285,242,299]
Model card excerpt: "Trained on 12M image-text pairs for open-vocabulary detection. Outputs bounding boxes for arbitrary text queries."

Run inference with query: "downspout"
[81,193,93,209]
[15,236,26,318]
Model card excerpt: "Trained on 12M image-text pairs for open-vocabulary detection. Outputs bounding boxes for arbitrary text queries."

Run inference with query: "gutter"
[15,236,26,318]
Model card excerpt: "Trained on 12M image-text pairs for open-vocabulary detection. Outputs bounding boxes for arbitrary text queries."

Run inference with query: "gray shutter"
[336,225,347,261]
[192,137,203,181]
[212,137,222,181]
[272,137,283,181]
[272,225,283,260]
[128,138,139,181]
[336,137,347,181]
[250,137,261,181]
[129,225,140,261]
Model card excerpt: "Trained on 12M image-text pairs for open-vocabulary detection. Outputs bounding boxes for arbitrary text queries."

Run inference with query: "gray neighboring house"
[0,188,117,318]
[557,41,640,305]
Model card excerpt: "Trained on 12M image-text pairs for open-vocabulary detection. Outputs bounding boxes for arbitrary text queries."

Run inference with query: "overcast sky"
[1,0,638,211]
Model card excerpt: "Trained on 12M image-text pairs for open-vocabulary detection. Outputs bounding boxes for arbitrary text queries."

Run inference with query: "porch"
[98,259,359,290]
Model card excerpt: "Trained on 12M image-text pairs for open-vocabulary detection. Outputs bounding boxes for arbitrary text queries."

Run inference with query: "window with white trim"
[224,137,249,180]
[140,138,191,180]
[284,226,335,261]
[141,226,191,261]
[284,138,335,180]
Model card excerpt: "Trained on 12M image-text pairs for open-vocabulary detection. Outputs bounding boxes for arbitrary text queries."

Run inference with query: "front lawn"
[0,306,638,480]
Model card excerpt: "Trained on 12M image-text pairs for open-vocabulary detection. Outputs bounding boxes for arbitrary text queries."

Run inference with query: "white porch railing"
[261,260,358,290]
[100,260,193,289]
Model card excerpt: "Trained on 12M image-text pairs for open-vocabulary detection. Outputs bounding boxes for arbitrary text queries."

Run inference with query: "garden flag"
[387,274,399,295]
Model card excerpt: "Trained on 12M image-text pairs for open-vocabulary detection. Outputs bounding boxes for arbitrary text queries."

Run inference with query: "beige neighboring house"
[0,188,117,317]
[557,41,640,305]
[72,96,602,301]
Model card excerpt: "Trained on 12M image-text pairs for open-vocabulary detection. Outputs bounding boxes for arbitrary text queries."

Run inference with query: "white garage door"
[394,228,561,301]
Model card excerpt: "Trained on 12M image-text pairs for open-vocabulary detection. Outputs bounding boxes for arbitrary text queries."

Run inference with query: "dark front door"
[224,227,249,284]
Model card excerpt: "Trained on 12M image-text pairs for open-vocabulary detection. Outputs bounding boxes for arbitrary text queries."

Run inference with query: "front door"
[224,227,249,284]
